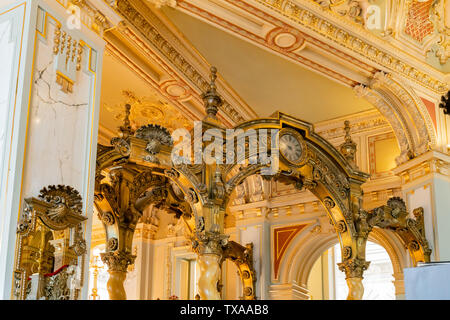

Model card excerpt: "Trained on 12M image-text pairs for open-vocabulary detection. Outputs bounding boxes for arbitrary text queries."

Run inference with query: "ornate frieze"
[55,0,113,35]
[393,150,450,185]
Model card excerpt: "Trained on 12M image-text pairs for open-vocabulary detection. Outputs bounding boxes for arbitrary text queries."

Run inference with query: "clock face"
[279,130,306,165]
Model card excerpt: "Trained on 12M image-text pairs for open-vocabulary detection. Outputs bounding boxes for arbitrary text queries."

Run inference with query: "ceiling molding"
[106,0,258,126]
[171,0,448,94]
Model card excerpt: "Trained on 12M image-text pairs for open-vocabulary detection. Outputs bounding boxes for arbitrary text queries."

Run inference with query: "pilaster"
[0,0,105,299]
[393,151,450,261]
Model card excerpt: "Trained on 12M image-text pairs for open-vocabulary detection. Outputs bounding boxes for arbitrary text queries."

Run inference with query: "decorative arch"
[354,72,437,165]
[276,222,408,298]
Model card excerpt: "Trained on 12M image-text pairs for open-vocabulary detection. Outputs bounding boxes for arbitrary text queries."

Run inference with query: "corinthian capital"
[100,251,136,272]
[191,231,228,256]
[338,258,370,279]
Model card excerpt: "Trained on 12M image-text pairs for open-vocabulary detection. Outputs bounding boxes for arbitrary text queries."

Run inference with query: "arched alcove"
[276,222,409,299]
[307,241,395,300]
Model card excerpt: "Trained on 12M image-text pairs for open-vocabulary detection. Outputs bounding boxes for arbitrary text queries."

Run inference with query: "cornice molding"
[314,109,389,141]
[173,0,447,93]
[250,0,448,93]
[109,0,257,125]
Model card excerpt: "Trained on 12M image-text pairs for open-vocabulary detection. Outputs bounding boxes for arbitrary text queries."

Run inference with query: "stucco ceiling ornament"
[314,0,366,24]
[429,0,450,64]
[105,90,192,133]
[250,0,448,92]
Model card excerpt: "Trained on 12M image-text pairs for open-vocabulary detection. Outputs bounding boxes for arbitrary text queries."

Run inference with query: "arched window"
[307,241,395,300]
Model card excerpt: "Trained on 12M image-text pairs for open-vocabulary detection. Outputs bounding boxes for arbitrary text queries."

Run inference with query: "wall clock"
[278,128,307,166]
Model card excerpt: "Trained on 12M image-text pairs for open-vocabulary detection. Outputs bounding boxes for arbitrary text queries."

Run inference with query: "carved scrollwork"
[135,124,173,154]
[338,258,370,279]
[107,238,119,251]
[185,188,199,204]
[196,216,205,232]
[323,196,335,209]
[164,168,179,179]
[111,137,131,157]
[222,241,256,300]
[408,240,420,252]
[14,186,86,300]
[100,211,115,226]
[100,251,136,273]
[35,185,85,230]
[366,198,431,265]
[336,220,347,233]
[44,266,76,300]
[343,246,352,260]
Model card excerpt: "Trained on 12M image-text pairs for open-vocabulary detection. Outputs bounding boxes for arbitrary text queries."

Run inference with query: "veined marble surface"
[0,18,14,195]
[22,22,93,199]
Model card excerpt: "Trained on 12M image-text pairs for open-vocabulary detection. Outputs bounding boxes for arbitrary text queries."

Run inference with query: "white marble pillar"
[235,211,271,300]
[0,0,105,299]
[393,151,450,261]
[123,222,158,300]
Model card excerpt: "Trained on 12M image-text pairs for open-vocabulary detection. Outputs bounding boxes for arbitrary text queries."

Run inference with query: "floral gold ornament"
[52,25,84,93]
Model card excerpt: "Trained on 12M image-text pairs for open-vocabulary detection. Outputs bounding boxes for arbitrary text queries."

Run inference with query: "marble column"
[393,151,450,261]
[123,222,158,299]
[197,253,222,300]
[0,0,105,299]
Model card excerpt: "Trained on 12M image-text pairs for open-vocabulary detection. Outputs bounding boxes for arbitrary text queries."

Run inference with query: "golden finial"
[201,66,223,119]
[119,103,134,138]
[340,120,357,168]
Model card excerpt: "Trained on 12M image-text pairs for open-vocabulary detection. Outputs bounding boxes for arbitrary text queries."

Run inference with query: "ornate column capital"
[100,251,136,273]
[191,231,227,256]
[338,258,370,279]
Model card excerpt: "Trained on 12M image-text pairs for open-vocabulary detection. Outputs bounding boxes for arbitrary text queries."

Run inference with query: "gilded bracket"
[13,185,87,300]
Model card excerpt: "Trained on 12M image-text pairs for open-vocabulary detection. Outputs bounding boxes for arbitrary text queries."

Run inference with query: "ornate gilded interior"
[2,0,450,302]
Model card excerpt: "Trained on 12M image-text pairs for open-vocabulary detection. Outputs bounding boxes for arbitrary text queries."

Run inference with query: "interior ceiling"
[100,52,191,136]
[161,7,374,123]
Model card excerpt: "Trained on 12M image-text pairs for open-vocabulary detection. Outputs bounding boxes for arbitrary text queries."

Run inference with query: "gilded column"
[101,251,135,300]
[192,232,225,300]
[338,258,369,300]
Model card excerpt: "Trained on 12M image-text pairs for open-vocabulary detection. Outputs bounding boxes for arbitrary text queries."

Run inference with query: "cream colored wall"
[306,254,323,300]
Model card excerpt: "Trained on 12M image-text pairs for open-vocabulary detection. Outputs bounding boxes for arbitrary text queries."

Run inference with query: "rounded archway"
[307,241,395,300]
[275,221,408,300]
